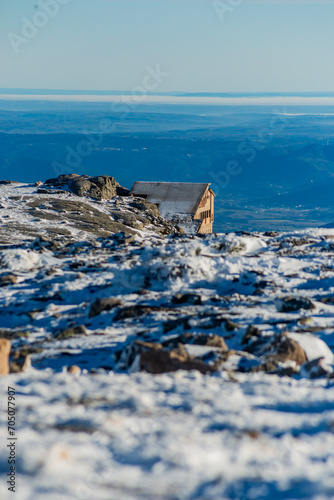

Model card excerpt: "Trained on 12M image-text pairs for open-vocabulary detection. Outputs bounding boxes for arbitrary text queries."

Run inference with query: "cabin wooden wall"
[194,188,214,234]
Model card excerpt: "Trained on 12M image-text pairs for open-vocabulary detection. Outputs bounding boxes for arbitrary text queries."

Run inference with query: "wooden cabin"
[130,182,215,234]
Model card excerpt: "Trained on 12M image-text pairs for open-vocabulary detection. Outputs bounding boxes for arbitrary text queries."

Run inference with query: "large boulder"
[44,174,118,200]
[69,175,117,199]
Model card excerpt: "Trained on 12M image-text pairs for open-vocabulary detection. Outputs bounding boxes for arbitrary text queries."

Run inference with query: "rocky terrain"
[0,175,179,246]
[1,177,334,500]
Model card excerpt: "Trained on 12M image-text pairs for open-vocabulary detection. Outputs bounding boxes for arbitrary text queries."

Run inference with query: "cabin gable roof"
[130,182,211,215]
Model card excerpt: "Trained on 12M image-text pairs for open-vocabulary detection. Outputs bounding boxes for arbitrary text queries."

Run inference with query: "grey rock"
[130,199,160,218]
[112,232,135,245]
[111,210,149,229]
[56,325,87,340]
[37,189,65,195]
[241,325,262,345]
[31,236,61,252]
[29,199,137,237]
[172,293,203,305]
[246,333,307,373]
[68,178,92,197]
[131,340,217,375]
[162,332,228,350]
[89,298,124,318]
[276,296,315,313]
[301,357,332,379]
[0,329,28,339]
[45,174,80,186]
[114,305,163,322]
[69,175,117,200]
[45,174,118,200]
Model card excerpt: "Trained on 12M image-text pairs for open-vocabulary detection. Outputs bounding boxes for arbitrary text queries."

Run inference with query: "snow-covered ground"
[1,370,334,500]
[1,183,334,499]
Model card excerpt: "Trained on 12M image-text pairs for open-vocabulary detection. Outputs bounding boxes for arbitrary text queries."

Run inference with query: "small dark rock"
[0,329,28,339]
[89,298,124,318]
[319,296,334,305]
[37,188,65,195]
[111,210,149,229]
[130,199,160,218]
[276,296,315,313]
[112,232,135,245]
[172,293,202,305]
[163,332,227,350]
[56,325,87,340]
[242,325,262,345]
[31,236,60,252]
[301,357,332,379]
[114,305,163,322]
[163,317,191,333]
[133,340,216,375]
[45,174,80,186]
[10,353,31,373]
[264,231,279,237]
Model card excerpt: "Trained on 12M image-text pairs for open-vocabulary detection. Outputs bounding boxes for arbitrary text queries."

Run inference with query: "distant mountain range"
[1,100,334,231]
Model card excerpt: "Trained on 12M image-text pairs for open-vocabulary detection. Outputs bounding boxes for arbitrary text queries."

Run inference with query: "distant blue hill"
[1,100,334,231]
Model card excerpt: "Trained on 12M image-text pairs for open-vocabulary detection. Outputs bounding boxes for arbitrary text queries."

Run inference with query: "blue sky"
[1,0,334,92]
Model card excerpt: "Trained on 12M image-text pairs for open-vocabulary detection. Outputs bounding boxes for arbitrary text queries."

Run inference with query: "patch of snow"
[0,249,59,271]
[288,332,334,365]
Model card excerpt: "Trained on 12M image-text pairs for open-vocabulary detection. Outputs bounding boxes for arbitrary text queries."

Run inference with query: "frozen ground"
[1,183,334,499]
[1,370,334,500]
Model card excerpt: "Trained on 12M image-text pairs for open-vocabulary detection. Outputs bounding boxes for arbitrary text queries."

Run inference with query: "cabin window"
[200,210,211,220]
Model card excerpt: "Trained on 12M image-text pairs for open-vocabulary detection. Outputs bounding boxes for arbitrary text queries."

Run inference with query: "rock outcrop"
[44,174,125,200]
[0,177,180,244]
